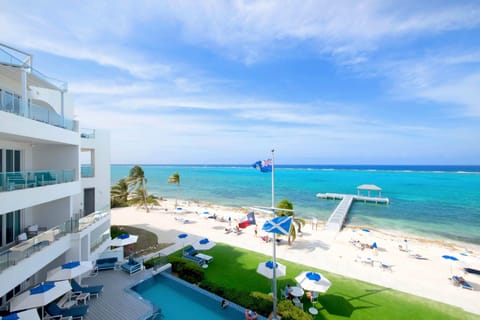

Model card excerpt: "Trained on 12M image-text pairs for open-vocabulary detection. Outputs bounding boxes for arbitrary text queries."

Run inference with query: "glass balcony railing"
[78,208,110,232]
[81,165,94,178]
[90,233,111,252]
[80,128,95,139]
[0,209,110,273]
[0,169,75,192]
[0,95,75,131]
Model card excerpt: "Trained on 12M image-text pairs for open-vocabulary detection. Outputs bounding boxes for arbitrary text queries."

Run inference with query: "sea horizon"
[111,164,480,246]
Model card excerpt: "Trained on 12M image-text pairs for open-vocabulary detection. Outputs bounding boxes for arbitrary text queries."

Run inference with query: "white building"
[0,43,111,310]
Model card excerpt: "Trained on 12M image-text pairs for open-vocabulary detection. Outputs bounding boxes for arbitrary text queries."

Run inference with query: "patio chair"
[121,257,142,275]
[70,279,104,297]
[46,302,88,320]
[379,262,393,272]
[452,275,474,290]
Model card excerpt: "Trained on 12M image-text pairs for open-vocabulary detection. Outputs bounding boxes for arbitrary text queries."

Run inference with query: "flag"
[262,216,292,235]
[252,159,272,173]
[238,212,256,228]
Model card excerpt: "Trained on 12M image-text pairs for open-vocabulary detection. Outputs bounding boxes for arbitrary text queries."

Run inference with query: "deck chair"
[70,279,103,297]
[121,257,142,275]
[452,275,474,290]
[46,302,88,320]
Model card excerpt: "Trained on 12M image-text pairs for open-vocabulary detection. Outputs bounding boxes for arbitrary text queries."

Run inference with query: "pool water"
[132,273,247,319]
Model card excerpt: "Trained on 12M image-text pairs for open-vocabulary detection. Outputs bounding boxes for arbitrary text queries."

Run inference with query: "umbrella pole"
[271,149,278,320]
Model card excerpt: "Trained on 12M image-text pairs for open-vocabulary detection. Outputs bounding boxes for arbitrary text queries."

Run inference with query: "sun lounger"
[70,279,103,297]
[46,302,88,320]
[182,246,206,266]
[379,262,393,272]
[452,275,474,290]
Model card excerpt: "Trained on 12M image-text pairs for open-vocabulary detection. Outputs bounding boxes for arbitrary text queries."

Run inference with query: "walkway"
[82,269,155,320]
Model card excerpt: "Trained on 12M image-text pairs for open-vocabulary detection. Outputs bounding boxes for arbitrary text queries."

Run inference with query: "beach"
[111,198,480,316]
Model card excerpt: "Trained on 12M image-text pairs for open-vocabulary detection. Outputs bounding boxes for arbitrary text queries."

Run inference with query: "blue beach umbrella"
[110,233,138,247]
[1,309,41,320]
[192,238,216,250]
[257,261,287,279]
[10,280,71,313]
[442,255,460,274]
[46,261,93,281]
[295,271,332,293]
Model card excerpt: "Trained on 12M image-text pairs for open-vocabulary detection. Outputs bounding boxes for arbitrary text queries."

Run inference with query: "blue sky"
[2,1,480,164]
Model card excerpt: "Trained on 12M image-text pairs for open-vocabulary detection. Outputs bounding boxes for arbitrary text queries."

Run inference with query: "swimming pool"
[132,272,261,319]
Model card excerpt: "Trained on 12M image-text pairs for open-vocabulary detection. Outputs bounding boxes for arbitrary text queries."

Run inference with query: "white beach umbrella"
[192,238,216,250]
[1,308,41,320]
[295,271,332,293]
[10,280,71,312]
[46,261,93,281]
[110,233,138,247]
[257,261,286,279]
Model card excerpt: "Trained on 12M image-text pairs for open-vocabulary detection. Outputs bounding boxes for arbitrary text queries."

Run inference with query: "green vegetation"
[170,243,477,320]
[110,165,160,210]
[167,171,181,208]
[276,199,306,245]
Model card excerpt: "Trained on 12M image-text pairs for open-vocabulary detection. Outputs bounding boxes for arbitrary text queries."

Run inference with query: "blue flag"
[252,159,272,173]
[262,216,292,235]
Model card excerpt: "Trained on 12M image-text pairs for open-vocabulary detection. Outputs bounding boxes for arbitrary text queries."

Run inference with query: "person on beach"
[221,299,229,309]
[254,225,258,237]
[245,309,258,319]
[228,216,232,226]
[312,218,318,230]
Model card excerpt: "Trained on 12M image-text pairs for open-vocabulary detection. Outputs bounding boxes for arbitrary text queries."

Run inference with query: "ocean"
[111,165,480,245]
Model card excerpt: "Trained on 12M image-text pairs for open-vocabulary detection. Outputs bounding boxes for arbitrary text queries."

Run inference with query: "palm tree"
[167,172,180,208]
[126,165,149,212]
[276,199,306,245]
[110,178,129,207]
[128,187,160,209]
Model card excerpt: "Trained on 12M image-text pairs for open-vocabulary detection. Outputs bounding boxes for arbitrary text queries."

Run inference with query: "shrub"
[168,256,204,283]
[199,280,272,316]
[277,300,313,320]
[144,255,168,269]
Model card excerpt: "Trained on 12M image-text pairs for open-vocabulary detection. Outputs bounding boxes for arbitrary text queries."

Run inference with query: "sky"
[1,1,480,165]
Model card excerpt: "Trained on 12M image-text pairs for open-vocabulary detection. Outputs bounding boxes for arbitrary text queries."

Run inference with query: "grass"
[177,243,478,320]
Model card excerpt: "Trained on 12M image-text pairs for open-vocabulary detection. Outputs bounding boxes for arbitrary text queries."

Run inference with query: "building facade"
[0,43,111,310]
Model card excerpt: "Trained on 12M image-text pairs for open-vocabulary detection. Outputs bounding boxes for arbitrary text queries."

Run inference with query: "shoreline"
[111,198,480,315]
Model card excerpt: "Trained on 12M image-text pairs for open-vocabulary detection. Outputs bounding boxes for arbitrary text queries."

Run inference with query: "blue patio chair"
[70,279,103,297]
[46,302,88,319]
[121,257,142,275]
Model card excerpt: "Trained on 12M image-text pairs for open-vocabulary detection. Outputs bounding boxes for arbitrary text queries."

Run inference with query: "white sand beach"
[111,199,480,315]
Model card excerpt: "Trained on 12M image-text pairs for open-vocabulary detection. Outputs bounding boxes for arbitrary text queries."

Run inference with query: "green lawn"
[185,243,477,320]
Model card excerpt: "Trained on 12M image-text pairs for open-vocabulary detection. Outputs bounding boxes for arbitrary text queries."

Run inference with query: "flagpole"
[271,148,278,320]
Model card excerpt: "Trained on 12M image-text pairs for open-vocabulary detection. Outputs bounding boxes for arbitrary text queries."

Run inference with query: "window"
[4,210,21,245]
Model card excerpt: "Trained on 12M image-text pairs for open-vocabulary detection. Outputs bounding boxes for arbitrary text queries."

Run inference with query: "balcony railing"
[78,208,110,232]
[0,169,75,192]
[0,209,110,273]
[81,165,94,178]
[80,128,95,139]
[0,95,75,131]
[90,233,111,252]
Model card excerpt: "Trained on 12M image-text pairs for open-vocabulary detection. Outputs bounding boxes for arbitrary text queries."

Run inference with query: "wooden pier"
[317,185,389,232]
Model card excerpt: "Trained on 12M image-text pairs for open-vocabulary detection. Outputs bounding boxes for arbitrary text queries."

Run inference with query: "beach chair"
[46,302,88,320]
[70,279,103,298]
[452,276,474,290]
[379,262,393,272]
[121,257,142,275]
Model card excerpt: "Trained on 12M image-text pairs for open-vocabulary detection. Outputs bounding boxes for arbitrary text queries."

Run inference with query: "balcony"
[81,165,94,178]
[0,95,75,131]
[0,169,75,192]
[80,128,95,139]
[0,209,110,273]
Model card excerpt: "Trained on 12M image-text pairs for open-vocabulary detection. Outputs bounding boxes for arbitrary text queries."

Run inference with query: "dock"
[317,184,389,232]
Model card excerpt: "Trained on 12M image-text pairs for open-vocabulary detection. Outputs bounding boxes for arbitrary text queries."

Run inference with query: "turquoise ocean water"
[111,165,480,245]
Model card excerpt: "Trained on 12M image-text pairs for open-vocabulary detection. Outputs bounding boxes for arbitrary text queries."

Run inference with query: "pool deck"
[81,269,156,320]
